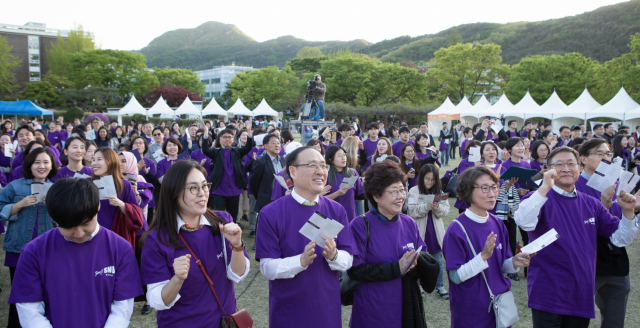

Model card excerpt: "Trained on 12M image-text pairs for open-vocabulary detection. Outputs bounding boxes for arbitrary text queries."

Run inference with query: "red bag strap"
[178,233,228,317]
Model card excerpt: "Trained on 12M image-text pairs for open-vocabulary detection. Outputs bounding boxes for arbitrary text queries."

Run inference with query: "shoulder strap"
[178,233,228,317]
[451,220,495,300]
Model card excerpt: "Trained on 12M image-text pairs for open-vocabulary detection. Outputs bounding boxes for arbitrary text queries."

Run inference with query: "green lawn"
[0,156,638,327]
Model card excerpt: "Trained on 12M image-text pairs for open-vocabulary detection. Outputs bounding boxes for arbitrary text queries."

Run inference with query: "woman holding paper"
[360,137,392,172]
[415,133,440,163]
[0,133,14,174]
[0,147,58,328]
[92,147,143,241]
[324,146,364,222]
[400,143,439,190]
[612,135,630,171]
[407,164,451,300]
[9,141,45,183]
[50,136,93,182]
[157,138,183,182]
[444,166,532,328]
[130,136,158,179]
[348,160,433,328]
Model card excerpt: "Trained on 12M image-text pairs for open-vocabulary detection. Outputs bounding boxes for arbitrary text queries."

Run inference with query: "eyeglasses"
[385,189,406,198]
[185,183,212,195]
[153,133,163,136]
[220,136,233,140]
[335,153,346,159]
[590,151,613,158]
[550,161,578,170]
[292,163,330,172]
[404,150,415,154]
[424,178,435,183]
[474,184,500,194]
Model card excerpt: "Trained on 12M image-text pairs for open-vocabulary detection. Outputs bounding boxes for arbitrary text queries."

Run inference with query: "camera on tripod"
[306,80,317,99]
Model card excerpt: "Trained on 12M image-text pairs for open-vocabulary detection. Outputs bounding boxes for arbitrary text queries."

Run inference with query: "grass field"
[0,156,638,327]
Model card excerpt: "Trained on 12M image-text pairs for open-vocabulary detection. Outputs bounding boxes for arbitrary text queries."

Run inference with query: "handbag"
[339,215,369,306]
[452,220,519,328]
[178,233,253,328]
[443,172,458,197]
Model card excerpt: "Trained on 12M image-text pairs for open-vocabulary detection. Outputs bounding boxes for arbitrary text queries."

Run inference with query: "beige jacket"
[406,186,450,249]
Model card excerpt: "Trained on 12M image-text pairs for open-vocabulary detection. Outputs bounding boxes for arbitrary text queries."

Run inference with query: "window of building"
[201,79,209,84]
[30,72,40,78]
[205,92,210,98]
[30,63,40,67]
[213,92,221,96]
[211,78,221,84]
[30,54,39,61]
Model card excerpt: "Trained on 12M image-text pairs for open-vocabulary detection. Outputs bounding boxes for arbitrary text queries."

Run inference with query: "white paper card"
[340,176,358,189]
[93,175,117,200]
[401,245,422,276]
[586,159,623,192]
[152,149,164,162]
[299,211,344,248]
[73,172,92,179]
[30,182,52,203]
[468,146,481,163]
[255,134,267,146]
[4,144,13,157]
[273,174,289,190]
[375,154,388,163]
[617,170,640,196]
[491,120,503,133]
[521,228,559,254]
[418,194,435,204]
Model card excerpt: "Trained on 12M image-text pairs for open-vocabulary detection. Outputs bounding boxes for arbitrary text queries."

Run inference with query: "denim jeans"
[430,251,444,288]
[443,144,451,165]
[316,100,325,118]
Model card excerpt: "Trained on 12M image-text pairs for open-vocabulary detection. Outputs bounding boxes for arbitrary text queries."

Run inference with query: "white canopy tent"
[201,98,228,121]
[252,98,280,120]
[117,97,147,126]
[427,97,458,137]
[147,96,175,117]
[460,96,491,124]
[174,96,202,116]
[586,87,640,122]
[227,98,253,117]
[538,91,567,134]
[553,88,600,131]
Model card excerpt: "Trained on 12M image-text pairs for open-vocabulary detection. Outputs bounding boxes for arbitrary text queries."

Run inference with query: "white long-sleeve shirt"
[259,189,354,280]
[514,185,638,247]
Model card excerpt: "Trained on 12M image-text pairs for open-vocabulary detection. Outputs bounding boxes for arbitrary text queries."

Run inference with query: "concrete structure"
[0,22,85,89]
[195,63,256,99]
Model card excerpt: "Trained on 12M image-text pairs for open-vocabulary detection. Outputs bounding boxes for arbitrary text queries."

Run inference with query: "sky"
[0,0,629,50]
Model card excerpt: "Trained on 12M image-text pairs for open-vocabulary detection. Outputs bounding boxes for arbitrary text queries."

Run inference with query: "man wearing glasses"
[515,146,639,328]
[146,127,165,163]
[201,121,253,222]
[248,134,286,241]
[255,147,357,328]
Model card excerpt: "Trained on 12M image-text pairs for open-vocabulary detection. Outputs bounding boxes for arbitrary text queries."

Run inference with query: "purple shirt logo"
[402,243,415,250]
[95,266,115,277]
[584,217,595,225]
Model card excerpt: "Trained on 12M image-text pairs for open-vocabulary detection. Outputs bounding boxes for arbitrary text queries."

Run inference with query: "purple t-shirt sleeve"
[254,211,282,259]
[595,200,624,238]
[114,242,143,301]
[7,245,43,303]
[141,233,173,285]
[121,180,138,205]
[443,225,469,271]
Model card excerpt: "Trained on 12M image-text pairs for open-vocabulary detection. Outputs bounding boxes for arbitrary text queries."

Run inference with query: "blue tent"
[0,100,54,116]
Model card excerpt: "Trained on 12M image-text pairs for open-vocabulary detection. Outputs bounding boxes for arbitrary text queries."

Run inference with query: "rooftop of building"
[0,22,94,38]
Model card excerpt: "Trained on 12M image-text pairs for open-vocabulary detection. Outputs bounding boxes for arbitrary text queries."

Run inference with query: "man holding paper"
[515,146,639,327]
[255,147,357,328]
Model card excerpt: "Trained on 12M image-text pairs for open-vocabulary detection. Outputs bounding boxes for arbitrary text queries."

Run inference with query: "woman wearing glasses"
[444,166,532,328]
[324,146,364,222]
[147,127,166,164]
[348,161,434,328]
[399,143,438,190]
[141,160,249,328]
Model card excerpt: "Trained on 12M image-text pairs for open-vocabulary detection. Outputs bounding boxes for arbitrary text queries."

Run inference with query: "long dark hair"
[400,142,420,174]
[418,164,441,195]
[91,147,124,197]
[613,135,628,158]
[325,145,354,185]
[34,129,52,147]
[140,160,224,250]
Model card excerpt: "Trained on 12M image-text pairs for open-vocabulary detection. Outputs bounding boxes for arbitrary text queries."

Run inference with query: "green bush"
[63,107,84,123]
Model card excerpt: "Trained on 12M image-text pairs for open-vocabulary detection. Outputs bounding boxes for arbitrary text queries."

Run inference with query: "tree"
[426,43,503,103]
[227,66,301,109]
[45,25,95,76]
[66,49,159,98]
[448,27,463,46]
[503,53,599,104]
[18,81,59,107]
[319,57,376,106]
[153,67,205,95]
[0,35,22,99]
[592,33,640,104]
[140,85,203,108]
[43,73,74,90]
[61,87,119,111]
[287,57,328,73]
[296,46,322,59]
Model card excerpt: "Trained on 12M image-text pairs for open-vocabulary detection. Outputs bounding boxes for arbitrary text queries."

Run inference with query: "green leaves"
[18,81,59,108]
[152,67,205,96]
[0,35,22,99]
[227,66,301,110]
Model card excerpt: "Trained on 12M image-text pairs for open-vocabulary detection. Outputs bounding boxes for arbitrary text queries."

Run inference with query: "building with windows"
[195,64,257,99]
[0,22,91,90]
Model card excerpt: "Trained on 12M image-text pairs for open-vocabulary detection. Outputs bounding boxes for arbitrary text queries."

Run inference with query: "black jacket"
[180,138,200,155]
[201,136,253,192]
[248,153,286,213]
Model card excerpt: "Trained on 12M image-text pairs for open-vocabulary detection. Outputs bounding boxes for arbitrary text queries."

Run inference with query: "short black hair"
[541,130,553,139]
[367,123,379,131]
[546,146,580,166]
[559,126,570,133]
[338,123,351,132]
[604,123,612,129]
[531,140,551,160]
[505,137,523,152]
[364,161,406,209]
[46,178,100,229]
[64,136,86,151]
[419,122,427,127]
[593,124,603,130]
[15,125,35,137]
[399,126,411,134]
[463,127,472,136]
[162,137,183,155]
[263,133,279,146]
[23,147,58,179]
[508,120,516,127]
[456,166,499,206]
[130,136,149,154]
[285,146,314,178]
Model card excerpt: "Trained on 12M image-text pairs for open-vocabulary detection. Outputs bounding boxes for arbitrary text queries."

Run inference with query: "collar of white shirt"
[464,209,489,223]
[63,223,101,242]
[176,214,211,233]
[552,184,577,197]
[580,170,591,180]
[291,188,320,205]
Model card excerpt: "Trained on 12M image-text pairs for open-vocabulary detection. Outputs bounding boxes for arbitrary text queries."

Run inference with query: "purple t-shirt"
[460,139,471,158]
[522,189,621,318]
[97,179,138,231]
[47,131,61,147]
[501,158,531,189]
[327,169,363,222]
[443,214,512,328]
[350,212,427,327]
[8,165,23,183]
[191,150,215,196]
[405,162,419,189]
[392,140,415,157]
[362,139,378,157]
[454,163,504,212]
[255,195,358,328]
[334,139,344,146]
[139,157,156,177]
[8,227,142,328]
[530,160,544,173]
[50,166,93,182]
[0,151,11,168]
[12,146,62,168]
[213,149,243,197]
[157,158,179,178]
[141,212,248,328]
[425,211,441,253]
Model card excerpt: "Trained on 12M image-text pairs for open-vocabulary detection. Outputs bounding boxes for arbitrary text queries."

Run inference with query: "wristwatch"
[231,240,246,252]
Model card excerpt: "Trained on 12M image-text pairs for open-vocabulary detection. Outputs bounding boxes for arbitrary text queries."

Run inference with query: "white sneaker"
[436,286,449,300]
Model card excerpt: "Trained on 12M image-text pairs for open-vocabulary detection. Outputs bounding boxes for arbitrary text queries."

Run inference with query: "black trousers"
[212,195,240,223]
[134,235,147,303]
[532,308,590,328]
[147,207,155,227]
[503,216,518,255]
[8,267,21,328]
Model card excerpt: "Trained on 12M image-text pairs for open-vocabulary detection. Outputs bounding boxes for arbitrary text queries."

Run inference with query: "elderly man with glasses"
[515,146,639,328]
[255,146,357,328]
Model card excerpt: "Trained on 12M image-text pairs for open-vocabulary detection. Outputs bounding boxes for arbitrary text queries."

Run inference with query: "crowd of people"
[0,114,637,328]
